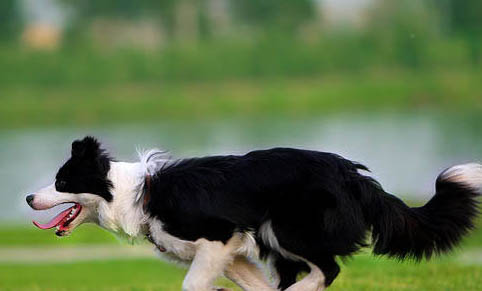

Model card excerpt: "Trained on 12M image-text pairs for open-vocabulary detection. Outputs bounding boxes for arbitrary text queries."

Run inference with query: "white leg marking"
[225,256,277,291]
[182,236,243,291]
[285,262,325,291]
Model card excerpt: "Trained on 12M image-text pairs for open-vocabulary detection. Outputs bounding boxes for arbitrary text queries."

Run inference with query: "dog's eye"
[56,180,67,190]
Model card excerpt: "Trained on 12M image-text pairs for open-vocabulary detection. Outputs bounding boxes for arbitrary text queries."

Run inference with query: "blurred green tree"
[0,0,22,42]
[365,0,440,68]
[57,0,177,40]
[444,0,481,34]
[435,0,481,64]
[232,0,316,36]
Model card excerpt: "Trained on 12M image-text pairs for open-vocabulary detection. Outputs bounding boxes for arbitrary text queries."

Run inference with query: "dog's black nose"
[26,194,35,206]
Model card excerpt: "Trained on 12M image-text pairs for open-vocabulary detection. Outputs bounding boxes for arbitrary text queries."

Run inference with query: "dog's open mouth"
[32,203,82,236]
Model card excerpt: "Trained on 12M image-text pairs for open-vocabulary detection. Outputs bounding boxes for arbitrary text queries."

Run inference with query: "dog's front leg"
[182,238,240,291]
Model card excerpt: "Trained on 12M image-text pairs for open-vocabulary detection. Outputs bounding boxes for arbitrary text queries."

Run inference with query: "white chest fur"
[98,162,147,238]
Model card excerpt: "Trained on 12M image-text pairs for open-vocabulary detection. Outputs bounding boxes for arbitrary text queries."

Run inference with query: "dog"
[26,136,480,291]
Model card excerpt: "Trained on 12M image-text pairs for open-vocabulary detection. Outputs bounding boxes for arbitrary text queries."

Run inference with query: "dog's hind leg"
[285,262,326,291]
[183,237,242,291]
[271,254,310,290]
[311,256,340,287]
[225,255,277,291]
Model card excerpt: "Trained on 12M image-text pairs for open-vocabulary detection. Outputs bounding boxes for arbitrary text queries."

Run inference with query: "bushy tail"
[367,163,480,260]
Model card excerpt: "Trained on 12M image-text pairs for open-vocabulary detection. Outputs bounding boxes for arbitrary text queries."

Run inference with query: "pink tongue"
[32,206,73,229]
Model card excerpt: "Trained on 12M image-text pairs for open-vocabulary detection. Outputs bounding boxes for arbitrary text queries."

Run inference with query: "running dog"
[27,136,480,290]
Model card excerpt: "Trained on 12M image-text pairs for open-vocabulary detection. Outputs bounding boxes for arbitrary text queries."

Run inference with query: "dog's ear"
[71,136,101,159]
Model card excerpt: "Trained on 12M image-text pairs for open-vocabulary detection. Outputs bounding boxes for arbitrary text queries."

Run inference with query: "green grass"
[332,254,481,290]
[0,253,480,290]
[0,224,119,247]
[1,70,481,129]
[0,259,189,291]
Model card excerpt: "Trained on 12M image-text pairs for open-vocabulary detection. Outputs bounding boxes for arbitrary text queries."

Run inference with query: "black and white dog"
[27,136,480,291]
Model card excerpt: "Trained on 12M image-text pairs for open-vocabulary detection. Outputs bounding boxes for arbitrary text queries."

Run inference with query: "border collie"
[27,136,480,291]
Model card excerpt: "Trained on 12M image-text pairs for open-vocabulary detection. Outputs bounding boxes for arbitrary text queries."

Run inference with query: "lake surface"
[1,113,480,222]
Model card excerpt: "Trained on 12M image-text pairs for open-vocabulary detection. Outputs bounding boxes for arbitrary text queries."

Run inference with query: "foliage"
[57,0,175,19]
[364,0,442,68]
[441,0,482,33]
[431,0,482,64]
[57,0,177,39]
[0,35,479,85]
[231,0,315,33]
[0,0,22,41]
[0,69,480,129]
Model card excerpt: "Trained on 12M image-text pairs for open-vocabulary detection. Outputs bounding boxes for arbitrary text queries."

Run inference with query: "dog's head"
[26,136,113,236]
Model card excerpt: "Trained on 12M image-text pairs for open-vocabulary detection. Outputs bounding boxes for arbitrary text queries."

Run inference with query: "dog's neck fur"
[98,161,148,239]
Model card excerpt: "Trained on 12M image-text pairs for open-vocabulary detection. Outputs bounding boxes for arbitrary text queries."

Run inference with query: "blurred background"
[0,0,481,290]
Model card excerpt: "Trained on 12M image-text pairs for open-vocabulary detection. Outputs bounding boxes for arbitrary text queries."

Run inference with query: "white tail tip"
[441,163,482,194]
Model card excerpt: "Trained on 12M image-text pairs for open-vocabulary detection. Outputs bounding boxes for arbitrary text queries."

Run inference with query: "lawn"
[0,219,480,291]
[0,255,480,291]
